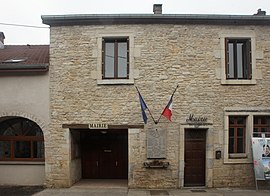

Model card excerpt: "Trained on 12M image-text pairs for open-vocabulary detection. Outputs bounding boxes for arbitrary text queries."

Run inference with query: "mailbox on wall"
[215,150,221,159]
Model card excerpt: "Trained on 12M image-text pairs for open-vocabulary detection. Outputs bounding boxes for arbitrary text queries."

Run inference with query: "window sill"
[0,161,45,165]
[229,153,248,159]
[224,153,252,164]
[221,79,256,85]
[97,79,134,85]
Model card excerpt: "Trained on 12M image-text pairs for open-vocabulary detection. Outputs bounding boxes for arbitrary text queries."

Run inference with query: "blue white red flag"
[162,97,173,122]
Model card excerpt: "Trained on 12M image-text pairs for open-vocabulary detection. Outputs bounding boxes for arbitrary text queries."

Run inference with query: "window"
[102,37,129,79]
[229,116,246,153]
[225,109,270,163]
[253,116,270,137]
[96,33,136,85]
[0,117,44,161]
[219,32,258,85]
[225,38,251,80]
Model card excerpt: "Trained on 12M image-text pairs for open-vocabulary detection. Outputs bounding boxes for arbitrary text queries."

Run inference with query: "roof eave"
[42,14,270,26]
[0,64,49,73]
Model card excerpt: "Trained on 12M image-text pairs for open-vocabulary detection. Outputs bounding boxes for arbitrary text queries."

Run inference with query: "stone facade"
[46,19,270,188]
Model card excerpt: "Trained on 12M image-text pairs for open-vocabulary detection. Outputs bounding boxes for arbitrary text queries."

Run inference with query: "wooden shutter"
[225,38,230,79]
[246,39,252,79]
[127,38,129,79]
[102,38,105,79]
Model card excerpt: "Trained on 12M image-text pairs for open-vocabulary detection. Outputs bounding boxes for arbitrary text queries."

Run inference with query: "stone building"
[0,32,49,185]
[41,5,270,188]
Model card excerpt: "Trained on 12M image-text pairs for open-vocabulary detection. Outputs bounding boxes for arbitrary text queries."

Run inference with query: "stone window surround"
[96,32,136,85]
[219,31,260,85]
[224,107,270,164]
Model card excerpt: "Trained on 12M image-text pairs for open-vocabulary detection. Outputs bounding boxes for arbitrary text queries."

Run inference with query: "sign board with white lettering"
[88,123,108,129]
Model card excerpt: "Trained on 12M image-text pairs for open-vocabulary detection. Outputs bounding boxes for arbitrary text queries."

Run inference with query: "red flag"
[162,97,173,122]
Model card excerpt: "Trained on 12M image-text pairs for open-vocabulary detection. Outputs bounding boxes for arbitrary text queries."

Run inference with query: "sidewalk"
[33,187,270,196]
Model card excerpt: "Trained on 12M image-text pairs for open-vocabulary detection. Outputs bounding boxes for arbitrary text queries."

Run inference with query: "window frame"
[0,118,45,162]
[228,116,246,154]
[224,109,270,164]
[253,116,270,138]
[96,33,135,85]
[102,37,130,79]
[225,38,252,80]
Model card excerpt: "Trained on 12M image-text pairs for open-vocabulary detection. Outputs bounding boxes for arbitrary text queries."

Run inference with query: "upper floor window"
[253,116,270,137]
[229,116,246,154]
[225,38,252,80]
[102,37,129,79]
[0,117,44,161]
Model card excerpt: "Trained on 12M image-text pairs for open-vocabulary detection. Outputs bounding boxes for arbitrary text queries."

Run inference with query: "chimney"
[153,4,162,14]
[0,32,5,49]
[254,9,266,16]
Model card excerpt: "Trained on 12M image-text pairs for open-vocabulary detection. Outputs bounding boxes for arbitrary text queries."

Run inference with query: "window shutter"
[127,38,130,78]
[102,38,105,79]
[225,38,230,79]
[246,39,252,79]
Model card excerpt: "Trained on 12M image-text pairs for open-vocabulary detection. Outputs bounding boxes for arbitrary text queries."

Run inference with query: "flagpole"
[156,85,179,124]
[135,86,157,124]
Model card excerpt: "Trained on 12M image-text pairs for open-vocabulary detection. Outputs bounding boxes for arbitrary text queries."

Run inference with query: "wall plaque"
[147,125,166,159]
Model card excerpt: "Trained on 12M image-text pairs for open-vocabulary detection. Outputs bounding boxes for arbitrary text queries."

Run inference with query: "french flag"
[162,97,173,122]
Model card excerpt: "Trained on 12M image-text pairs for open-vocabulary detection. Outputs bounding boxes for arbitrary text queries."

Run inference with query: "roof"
[0,45,49,73]
[42,14,270,26]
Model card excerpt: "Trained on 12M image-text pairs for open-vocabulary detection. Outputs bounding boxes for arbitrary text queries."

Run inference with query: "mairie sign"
[88,123,108,129]
[186,114,208,123]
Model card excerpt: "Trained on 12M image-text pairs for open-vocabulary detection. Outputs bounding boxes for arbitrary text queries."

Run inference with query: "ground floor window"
[225,109,270,163]
[229,116,246,154]
[0,117,44,161]
[253,116,270,137]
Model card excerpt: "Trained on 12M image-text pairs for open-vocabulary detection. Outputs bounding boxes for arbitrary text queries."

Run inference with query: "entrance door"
[81,129,128,179]
[184,129,206,186]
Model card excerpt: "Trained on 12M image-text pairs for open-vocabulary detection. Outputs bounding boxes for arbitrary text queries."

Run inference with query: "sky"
[1,0,269,45]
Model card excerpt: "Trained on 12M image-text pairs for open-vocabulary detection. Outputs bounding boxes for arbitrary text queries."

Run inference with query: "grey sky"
[1,0,269,44]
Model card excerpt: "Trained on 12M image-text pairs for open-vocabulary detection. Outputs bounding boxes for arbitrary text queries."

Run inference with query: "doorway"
[184,129,206,187]
[81,129,128,179]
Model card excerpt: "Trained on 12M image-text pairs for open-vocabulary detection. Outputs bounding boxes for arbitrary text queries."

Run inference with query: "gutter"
[0,64,49,73]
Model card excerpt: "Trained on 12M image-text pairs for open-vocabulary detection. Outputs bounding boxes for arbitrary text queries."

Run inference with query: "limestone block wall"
[128,123,179,188]
[48,23,270,188]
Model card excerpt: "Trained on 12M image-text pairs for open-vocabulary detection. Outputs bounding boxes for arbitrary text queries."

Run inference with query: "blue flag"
[138,90,148,124]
